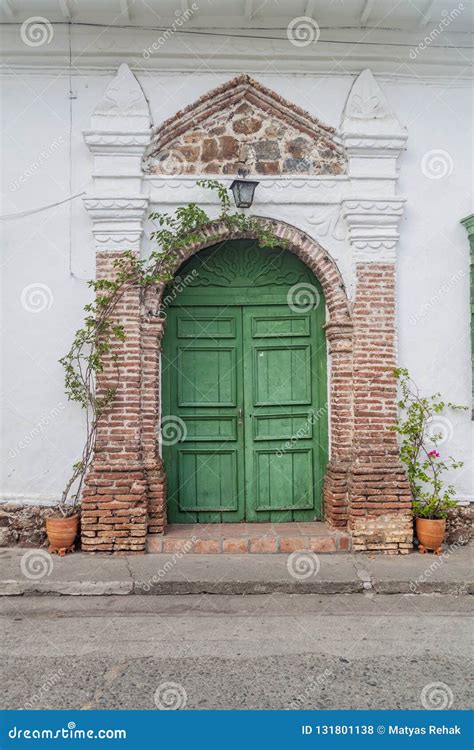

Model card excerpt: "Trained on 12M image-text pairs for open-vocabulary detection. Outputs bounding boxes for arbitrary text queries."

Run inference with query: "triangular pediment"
[144,75,346,176]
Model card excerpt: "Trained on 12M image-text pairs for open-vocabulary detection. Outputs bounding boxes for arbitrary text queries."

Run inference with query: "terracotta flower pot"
[416,517,446,554]
[46,514,79,556]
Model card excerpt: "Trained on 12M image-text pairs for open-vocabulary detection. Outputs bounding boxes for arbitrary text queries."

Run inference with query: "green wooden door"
[162,306,246,523]
[243,306,326,522]
[162,241,327,524]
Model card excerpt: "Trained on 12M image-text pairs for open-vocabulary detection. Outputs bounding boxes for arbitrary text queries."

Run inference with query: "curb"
[1,579,471,596]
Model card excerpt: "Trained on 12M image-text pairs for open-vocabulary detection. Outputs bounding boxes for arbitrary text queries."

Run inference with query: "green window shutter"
[461,214,474,417]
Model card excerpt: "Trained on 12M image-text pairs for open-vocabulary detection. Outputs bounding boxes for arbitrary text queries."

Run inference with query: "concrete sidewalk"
[0,545,472,596]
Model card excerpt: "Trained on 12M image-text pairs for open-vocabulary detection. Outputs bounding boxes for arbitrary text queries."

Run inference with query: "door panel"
[253,345,311,405]
[243,306,325,522]
[163,306,245,523]
[178,347,236,407]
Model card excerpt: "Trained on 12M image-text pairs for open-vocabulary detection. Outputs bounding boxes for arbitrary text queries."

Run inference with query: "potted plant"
[46,507,80,556]
[392,368,467,554]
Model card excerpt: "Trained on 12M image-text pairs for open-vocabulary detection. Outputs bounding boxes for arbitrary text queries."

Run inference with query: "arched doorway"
[161,239,328,524]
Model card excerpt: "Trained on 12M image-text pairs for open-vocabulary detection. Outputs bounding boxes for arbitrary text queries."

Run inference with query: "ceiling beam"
[360,0,375,26]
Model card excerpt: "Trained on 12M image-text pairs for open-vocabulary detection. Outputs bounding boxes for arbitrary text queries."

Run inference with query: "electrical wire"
[2,20,473,50]
[0,192,86,221]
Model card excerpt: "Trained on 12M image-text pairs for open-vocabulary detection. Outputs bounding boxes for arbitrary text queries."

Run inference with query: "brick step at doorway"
[147,522,351,554]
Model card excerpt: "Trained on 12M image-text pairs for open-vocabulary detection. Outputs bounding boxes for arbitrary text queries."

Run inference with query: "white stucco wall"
[1,64,473,504]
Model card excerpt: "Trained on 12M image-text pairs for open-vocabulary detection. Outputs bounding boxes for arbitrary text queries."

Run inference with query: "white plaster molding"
[2,24,472,80]
[83,196,149,253]
[87,62,151,132]
[342,198,405,263]
[341,68,407,182]
[82,66,407,266]
[146,175,347,206]
[82,63,152,253]
[340,69,407,263]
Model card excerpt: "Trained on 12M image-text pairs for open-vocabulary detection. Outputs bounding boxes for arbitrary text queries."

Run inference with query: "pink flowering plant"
[391,368,467,519]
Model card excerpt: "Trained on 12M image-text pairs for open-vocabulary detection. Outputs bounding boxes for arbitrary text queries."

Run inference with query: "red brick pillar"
[81,252,148,553]
[324,320,354,528]
[340,69,412,552]
[348,263,412,553]
[81,63,152,551]
[141,287,166,535]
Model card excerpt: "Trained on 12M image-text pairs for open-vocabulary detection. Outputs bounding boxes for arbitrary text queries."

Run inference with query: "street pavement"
[1,593,472,710]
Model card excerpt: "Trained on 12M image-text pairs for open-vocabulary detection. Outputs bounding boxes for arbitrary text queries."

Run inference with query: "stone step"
[146,522,351,554]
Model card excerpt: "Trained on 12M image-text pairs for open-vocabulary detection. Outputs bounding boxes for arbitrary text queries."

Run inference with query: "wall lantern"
[230,170,259,208]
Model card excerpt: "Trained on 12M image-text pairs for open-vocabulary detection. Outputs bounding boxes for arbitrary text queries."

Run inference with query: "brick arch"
[141,219,354,537]
[148,218,351,324]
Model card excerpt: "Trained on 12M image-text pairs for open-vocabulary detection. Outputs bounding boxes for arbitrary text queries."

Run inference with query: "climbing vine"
[58,179,285,516]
